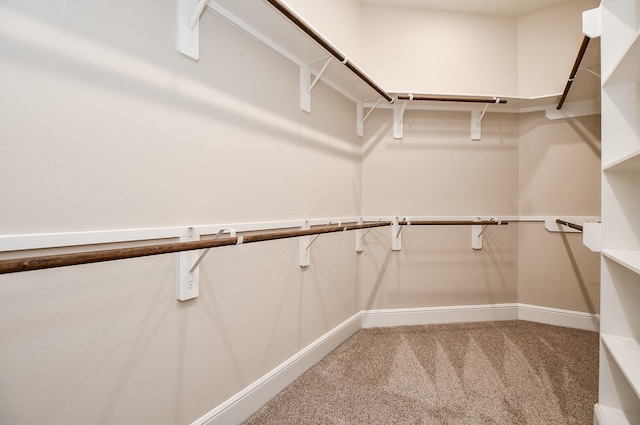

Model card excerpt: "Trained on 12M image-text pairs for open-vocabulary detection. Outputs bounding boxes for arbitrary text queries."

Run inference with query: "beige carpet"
[244,320,598,424]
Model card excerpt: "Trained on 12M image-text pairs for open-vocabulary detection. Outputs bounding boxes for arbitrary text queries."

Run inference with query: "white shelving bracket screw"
[300,56,332,113]
[177,0,207,60]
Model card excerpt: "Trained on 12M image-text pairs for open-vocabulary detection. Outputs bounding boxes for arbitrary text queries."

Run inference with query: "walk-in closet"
[1,0,633,423]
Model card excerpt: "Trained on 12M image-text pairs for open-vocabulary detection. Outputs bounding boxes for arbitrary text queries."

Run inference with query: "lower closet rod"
[0,221,391,275]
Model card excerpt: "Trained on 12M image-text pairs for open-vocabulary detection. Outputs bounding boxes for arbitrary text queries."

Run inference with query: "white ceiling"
[360,0,574,17]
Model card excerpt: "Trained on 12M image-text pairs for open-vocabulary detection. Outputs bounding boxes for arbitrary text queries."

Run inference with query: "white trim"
[192,312,362,425]
[517,303,600,332]
[193,303,599,425]
[361,304,519,328]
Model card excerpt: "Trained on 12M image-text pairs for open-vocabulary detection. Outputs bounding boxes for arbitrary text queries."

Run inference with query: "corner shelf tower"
[597,0,640,423]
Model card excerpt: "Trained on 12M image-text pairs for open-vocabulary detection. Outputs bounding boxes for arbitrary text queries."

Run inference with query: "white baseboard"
[192,303,599,425]
[360,304,519,328]
[192,312,362,425]
[517,303,599,332]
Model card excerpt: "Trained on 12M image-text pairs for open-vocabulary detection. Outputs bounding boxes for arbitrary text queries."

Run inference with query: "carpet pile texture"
[244,320,598,424]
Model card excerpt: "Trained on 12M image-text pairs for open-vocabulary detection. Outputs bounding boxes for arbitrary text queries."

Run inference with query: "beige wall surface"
[519,112,601,216]
[0,1,362,424]
[359,225,519,310]
[517,0,600,97]
[360,6,519,95]
[518,111,601,312]
[517,222,600,313]
[361,110,520,216]
[0,0,603,424]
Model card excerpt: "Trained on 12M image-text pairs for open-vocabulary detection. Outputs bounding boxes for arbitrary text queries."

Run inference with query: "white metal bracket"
[300,220,341,266]
[177,227,235,301]
[357,98,383,137]
[177,0,208,60]
[391,217,403,251]
[471,220,484,250]
[356,218,364,253]
[393,98,409,139]
[471,105,488,140]
[300,56,333,113]
[356,218,384,252]
[299,220,311,267]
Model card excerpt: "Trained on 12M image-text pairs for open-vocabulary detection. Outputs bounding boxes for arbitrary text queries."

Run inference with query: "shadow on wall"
[559,233,597,314]
[0,6,361,161]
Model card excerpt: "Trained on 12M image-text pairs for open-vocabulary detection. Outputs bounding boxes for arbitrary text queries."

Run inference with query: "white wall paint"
[0,0,602,424]
[360,6,519,95]
[0,1,362,424]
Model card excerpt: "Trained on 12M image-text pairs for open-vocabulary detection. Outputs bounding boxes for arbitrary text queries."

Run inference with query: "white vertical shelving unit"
[597,0,640,423]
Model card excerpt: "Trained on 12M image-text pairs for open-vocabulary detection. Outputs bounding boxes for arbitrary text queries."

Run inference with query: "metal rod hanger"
[555,219,584,232]
[264,0,393,104]
[557,35,592,110]
[396,95,508,104]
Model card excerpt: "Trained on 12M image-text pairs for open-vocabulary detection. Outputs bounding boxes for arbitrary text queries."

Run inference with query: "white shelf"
[603,149,640,171]
[604,29,640,87]
[602,334,640,400]
[595,404,632,425]
[603,250,640,275]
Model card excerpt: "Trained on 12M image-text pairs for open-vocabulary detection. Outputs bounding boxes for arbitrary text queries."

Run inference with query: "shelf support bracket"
[471,97,498,140]
[357,98,383,137]
[299,221,311,267]
[177,0,208,60]
[393,97,409,139]
[177,227,235,301]
[300,56,332,113]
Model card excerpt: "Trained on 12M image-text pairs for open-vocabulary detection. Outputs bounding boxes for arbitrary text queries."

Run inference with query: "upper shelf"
[203,0,599,114]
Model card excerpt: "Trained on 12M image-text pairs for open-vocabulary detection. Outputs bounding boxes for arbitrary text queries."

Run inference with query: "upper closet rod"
[264,0,393,103]
[0,221,390,275]
[397,95,508,104]
[555,218,583,232]
[556,35,591,110]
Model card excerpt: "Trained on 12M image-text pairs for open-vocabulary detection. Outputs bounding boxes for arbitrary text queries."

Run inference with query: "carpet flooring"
[243,320,598,424]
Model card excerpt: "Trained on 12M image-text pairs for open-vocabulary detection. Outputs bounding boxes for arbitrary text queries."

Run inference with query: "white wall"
[360,6,519,95]
[0,0,602,424]
[0,1,362,424]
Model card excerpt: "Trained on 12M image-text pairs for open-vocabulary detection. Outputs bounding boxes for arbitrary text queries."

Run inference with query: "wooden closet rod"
[264,0,394,103]
[555,219,583,232]
[396,95,508,104]
[398,220,508,226]
[557,35,591,110]
[0,221,390,275]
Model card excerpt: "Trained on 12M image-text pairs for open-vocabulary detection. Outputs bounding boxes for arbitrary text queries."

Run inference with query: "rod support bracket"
[391,217,402,251]
[177,227,235,301]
